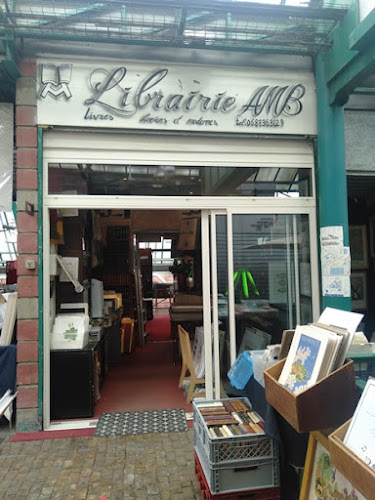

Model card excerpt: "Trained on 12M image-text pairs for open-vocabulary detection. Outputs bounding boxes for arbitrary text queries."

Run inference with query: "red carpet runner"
[146,313,171,342]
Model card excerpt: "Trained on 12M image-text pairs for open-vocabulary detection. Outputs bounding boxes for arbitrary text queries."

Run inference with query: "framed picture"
[300,431,366,500]
[268,261,287,303]
[238,326,271,354]
[369,215,375,258]
[351,271,368,310]
[349,225,368,269]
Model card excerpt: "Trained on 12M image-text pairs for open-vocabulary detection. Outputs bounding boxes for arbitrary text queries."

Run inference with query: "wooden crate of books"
[193,398,279,466]
[264,358,358,433]
[328,378,375,500]
[328,419,374,500]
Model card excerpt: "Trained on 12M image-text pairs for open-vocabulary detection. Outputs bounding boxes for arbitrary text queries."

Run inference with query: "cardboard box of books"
[264,308,363,433]
[264,357,357,433]
[328,378,375,500]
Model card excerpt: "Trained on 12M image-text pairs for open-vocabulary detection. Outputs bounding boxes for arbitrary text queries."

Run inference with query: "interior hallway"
[94,309,193,417]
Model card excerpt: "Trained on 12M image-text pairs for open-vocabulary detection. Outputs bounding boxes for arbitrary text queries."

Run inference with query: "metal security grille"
[1,0,349,55]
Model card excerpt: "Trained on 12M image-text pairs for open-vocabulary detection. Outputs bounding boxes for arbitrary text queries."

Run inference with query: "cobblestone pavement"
[0,429,202,500]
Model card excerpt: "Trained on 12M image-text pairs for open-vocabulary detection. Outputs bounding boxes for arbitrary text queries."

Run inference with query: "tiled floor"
[0,428,202,500]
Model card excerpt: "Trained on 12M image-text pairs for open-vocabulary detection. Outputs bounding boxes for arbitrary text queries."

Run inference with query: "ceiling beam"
[349,8,375,51]
[329,45,375,105]
[353,86,375,95]
[320,0,375,105]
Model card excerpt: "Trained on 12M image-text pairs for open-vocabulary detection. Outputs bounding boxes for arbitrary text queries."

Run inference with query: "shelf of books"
[193,398,280,496]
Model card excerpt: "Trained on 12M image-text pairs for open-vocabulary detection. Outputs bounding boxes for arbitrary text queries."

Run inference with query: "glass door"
[205,210,319,399]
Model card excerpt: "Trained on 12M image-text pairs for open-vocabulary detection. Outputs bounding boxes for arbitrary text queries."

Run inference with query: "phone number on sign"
[236,118,285,128]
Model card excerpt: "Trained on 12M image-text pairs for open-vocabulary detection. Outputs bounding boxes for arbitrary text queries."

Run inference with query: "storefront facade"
[9,0,373,432]
[13,49,326,430]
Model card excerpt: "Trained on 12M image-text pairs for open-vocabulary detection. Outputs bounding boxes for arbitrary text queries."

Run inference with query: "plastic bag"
[228,351,254,389]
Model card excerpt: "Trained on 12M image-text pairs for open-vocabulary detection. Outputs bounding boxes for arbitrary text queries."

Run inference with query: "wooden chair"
[178,325,205,403]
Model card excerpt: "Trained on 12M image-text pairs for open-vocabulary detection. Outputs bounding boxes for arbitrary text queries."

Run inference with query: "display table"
[153,284,173,308]
[169,302,281,363]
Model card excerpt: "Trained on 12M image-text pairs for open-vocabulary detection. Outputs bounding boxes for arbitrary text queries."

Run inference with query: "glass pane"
[0,212,17,271]
[214,213,312,392]
[48,163,312,197]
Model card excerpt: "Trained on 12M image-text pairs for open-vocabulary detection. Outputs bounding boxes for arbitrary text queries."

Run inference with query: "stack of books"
[278,322,354,395]
[196,399,265,438]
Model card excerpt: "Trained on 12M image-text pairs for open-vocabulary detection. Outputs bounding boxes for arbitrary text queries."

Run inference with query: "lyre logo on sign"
[40,64,73,99]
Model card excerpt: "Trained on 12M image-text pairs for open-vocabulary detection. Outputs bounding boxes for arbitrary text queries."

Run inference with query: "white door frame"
[206,207,319,400]
[42,132,317,428]
[43,199,318,428]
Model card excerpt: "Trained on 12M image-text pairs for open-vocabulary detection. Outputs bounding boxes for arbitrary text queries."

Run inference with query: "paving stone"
[0,429,206,500]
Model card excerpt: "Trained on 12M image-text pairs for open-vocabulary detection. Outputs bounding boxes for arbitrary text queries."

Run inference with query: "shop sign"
[37,59,317,135]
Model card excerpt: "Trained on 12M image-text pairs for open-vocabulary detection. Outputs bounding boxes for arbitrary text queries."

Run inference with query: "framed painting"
[351,271,368,310]
[349,225,368,269]
[300,431,366,500]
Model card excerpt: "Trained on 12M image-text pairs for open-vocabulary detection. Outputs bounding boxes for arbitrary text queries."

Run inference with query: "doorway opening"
[47,206,317,428]
[48,208,205,426]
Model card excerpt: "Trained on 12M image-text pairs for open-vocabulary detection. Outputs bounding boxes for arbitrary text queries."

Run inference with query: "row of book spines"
[223,400,250,412]
[208,422,263,438]
[196,400,250,413]
[201,410,264,427]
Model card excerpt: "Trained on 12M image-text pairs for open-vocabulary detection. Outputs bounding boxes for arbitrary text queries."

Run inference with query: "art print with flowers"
[284,334,321,394]
[278,324,331,394]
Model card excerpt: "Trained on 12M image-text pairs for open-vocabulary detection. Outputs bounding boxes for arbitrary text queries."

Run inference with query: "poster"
[320,226,351,297]
[322,275,351,298]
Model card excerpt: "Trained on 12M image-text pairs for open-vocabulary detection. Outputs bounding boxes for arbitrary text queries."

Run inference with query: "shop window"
[48,163,312,197]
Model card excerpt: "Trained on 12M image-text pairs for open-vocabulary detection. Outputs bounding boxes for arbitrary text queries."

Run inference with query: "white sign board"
[37,59,317,136]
